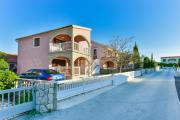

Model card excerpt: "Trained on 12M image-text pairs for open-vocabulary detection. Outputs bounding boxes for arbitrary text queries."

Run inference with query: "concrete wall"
[113,69,155,85]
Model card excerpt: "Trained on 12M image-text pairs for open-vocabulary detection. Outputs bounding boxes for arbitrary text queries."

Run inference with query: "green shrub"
[121,68,136,72]
[100,69,119,74]
[0,70,18,90]
[158,63,177,68]
[0,51,7,61]
[0,59,8,70]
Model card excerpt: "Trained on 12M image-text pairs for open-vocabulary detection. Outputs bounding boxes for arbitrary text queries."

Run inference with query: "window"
[93,49,97,59]
[33,38,40,47]
[26,69,41,76]
[163,59,166,62]
[168,59,176,62]
[44,69,59,74]
[93,49,97,56]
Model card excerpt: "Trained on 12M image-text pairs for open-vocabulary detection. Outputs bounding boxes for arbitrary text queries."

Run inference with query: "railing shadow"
[174,76,180,101]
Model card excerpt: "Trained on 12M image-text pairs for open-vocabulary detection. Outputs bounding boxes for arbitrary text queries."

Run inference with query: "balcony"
[51,66,88,79]
[49,42,90,55]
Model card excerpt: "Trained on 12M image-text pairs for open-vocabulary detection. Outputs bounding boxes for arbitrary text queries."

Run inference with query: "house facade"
[17,25,118,79]
[6,53,17,72]
[91,41,117,69]
[161,56,180,64]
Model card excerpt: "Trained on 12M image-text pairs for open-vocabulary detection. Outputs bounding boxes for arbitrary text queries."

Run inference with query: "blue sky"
[0,0,180,61]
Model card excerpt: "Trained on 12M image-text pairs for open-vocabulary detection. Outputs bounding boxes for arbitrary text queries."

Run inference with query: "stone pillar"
[35,82,57,113]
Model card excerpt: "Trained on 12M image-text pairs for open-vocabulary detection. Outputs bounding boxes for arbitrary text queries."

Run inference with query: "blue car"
[20,69,65,81]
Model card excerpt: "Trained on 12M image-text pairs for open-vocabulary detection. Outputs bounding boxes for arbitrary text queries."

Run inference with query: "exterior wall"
[91,41,117,68]
[17,32,51,74]
[79,41,88,47]
[91,42,106,59]
[49,27,73,44]
[73,27,91,47]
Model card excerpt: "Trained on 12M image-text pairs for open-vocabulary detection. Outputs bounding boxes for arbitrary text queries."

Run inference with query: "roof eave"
[16,25,92,42]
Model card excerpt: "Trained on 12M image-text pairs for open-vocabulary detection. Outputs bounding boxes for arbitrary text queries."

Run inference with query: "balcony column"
[66,60,69,68]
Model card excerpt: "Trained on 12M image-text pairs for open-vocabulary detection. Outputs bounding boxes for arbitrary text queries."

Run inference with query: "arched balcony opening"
[52,34,71,44]
[49,34,90,55]
[74,57,89,76]
[74,35,90,55]
[50,34,72,52]
[51,56,71,79]
[102,61,115,69]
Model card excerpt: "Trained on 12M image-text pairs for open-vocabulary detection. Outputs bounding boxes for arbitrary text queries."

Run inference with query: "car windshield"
[44,69,59,74]
[26,70,33,73]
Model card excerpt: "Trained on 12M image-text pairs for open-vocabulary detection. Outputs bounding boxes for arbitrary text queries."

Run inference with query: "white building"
[161,56,180,64]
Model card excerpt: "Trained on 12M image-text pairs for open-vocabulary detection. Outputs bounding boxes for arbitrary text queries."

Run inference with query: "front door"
[80,59,85,75]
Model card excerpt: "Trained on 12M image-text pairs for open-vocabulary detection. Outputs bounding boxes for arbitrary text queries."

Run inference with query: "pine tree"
[178,59,180,67]
[150,53,153,68]
[132,42,141,69]
[150,53,156,68]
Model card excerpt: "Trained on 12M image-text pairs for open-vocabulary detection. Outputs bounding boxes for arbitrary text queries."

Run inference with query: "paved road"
[19,70,180,120]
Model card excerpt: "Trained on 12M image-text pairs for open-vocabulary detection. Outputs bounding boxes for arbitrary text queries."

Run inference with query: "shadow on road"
[175,77,180,101]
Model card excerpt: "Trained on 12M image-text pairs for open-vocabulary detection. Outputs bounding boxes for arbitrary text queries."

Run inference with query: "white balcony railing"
[49,42,90,55]
[51,66,87,76]
[74,42,90,55]
[49,42,72,52]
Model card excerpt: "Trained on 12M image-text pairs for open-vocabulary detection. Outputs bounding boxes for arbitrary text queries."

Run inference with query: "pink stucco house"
[17,25,117,79]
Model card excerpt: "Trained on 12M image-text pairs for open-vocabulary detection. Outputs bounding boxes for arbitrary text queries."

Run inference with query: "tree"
[150,53,155,68]
[132,42,141,69]
[0,59,9,70]
[0,70,18,90]
[140,55,145,68]
[178,59,180,67]
[107,36,134,72]
[143,57,151,68]
[118,51,132,70]
[0,51,7,61]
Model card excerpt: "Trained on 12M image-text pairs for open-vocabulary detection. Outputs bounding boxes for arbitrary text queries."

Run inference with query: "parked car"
[20,69,65,81]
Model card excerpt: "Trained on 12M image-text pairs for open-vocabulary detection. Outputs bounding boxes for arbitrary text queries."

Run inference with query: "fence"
[0,86,35,119]
[56,75,113,100]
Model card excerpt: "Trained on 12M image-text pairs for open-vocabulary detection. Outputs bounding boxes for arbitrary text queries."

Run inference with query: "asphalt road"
[17,70,180,120]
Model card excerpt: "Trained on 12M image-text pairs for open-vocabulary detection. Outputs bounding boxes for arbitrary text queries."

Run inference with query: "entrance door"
[80,59,85,75]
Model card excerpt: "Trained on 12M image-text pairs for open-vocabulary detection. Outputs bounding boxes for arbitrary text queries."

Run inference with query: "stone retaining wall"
[35,83,57,112]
